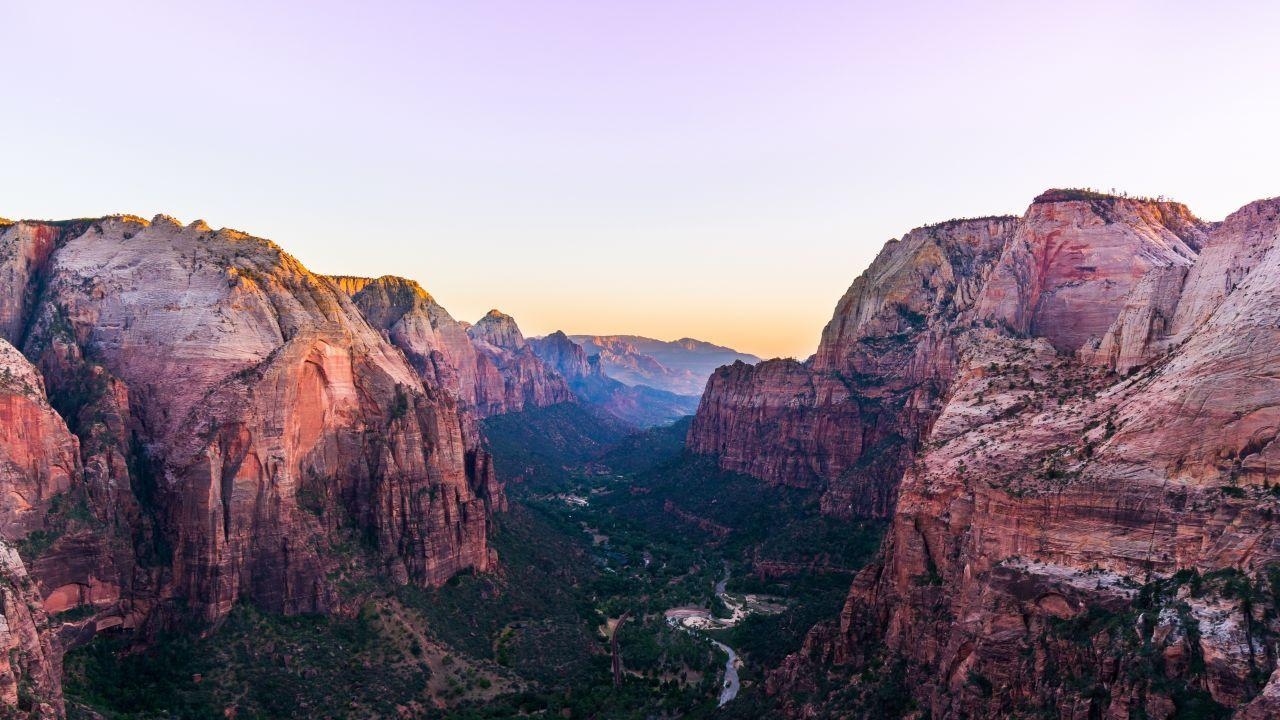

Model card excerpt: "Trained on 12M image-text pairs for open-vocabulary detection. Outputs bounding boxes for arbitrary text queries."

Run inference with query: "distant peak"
[151,213,182,228]
[469,309,526,349]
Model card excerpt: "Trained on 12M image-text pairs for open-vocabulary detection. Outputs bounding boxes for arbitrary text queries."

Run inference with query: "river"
[664,562,742,706]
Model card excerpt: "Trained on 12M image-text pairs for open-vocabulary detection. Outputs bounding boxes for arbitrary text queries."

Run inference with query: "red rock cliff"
[748,193,1280,717]
[688,215,1020,517]
[0,338,80,718]
[689,194,1210,520]
[0,214,508,717]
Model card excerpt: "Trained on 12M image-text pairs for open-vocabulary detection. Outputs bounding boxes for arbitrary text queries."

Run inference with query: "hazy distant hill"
[567,334,760,395]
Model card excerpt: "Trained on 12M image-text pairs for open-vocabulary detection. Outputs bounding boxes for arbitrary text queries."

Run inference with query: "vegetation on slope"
[64,405,884,718]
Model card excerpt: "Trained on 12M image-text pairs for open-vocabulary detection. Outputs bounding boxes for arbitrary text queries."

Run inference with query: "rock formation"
[687,190,1280,716]
[689,214,1021,517]
[0,216,507,717]
[0,340,78,540]
[335,276,573,418]
[466,310,575,415]
[0,543,62,719]
[0,339,77,718]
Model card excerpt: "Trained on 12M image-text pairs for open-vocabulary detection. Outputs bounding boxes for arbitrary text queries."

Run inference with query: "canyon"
[0,214,753,718]
[2,187,1278,718]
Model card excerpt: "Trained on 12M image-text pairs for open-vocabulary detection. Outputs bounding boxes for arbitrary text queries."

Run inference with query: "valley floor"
[61,406,884,719]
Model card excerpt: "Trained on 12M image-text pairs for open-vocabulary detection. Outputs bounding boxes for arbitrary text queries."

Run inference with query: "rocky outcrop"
[530,331,698,427]
[464,310,574,416]
[0,340,78,540]
[18,216,501,620]
[337,276,573,419]
[1084,198,1280,373]
[740,192,1280,717]
[689,215,1020,517]
[0,342,74,719]
[332,275,480,403]
[0,543,62,719]
[976,190,1205,352]
[0,221,92,347]
[0,214,507,717]
[339,279,690,426]
[689,194,1216,520]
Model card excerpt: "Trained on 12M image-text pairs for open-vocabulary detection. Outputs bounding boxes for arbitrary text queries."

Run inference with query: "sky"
[2,1,1279,359]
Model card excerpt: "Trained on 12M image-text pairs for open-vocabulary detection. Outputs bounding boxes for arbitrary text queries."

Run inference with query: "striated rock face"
[337,277,573,419]
[976,190,1206,352]
[16,216,501,621]
[1084,198,1280,373]
[337,275,569,418]
[0,214,508,717]
[689,193,1215,520]
[339,279,691,426]
[464,310,575,416]
[690,215,1021,517]
[0,341,73,718]
[0,220,97,347]
[744,192,1280,717]
[0,544,62,719]
[331,275,480,403]
[468,309,527,352]
[0,340,78,540]
[530,331,699,427]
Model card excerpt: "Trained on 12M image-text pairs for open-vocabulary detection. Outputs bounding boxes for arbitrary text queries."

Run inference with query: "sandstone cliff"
[689,214,1021,517]
[0,544,62,719]
[0,338,78,718]
[689,193,1214,520]
[0,339,78,541]
[465,310,575,415]
[0,216,507,716]
[705,191,1280,717]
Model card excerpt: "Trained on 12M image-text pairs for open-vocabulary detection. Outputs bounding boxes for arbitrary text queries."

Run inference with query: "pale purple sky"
[3,1,1278,357]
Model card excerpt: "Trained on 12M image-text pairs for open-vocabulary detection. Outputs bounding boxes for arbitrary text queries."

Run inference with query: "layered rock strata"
[689,192,1211,519]
[707,192,1280,717]
[0,216,507,716]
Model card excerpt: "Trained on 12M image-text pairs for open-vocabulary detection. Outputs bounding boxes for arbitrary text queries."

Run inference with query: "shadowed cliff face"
[0,216,506,717]
[687,191,1280,717]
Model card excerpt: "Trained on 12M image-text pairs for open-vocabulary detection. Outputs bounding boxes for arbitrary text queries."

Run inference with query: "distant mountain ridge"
[566,334,760,395]
[529,332,699,426]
